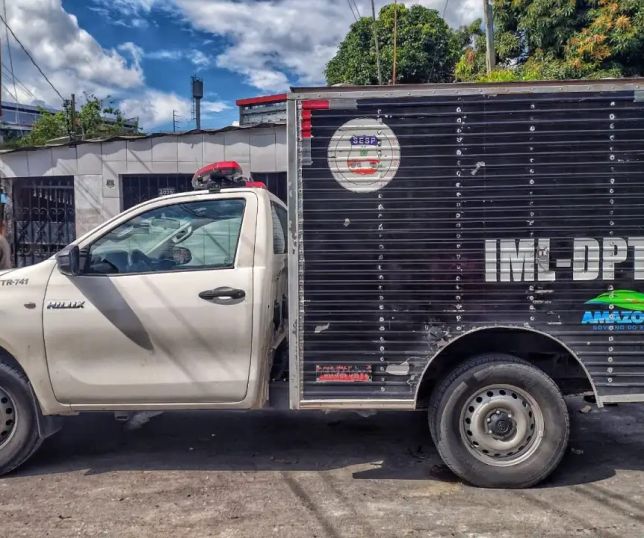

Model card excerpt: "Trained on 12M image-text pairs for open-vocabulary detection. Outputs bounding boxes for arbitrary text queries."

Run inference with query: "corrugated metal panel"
[0,123,286,154]
[294,85,644,404]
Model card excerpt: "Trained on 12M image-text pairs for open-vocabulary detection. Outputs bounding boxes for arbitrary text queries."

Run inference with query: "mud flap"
[30,387,64,439]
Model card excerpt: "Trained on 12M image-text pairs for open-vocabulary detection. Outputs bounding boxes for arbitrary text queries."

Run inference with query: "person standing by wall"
[0,221,11,270]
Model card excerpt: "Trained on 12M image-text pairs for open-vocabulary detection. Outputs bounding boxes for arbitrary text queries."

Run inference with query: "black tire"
[0,361,44,475]
[428,353,569,488]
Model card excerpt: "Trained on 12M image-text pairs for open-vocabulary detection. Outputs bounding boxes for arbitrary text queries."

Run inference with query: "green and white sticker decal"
[586,290,644,310]
[583,290,644,329]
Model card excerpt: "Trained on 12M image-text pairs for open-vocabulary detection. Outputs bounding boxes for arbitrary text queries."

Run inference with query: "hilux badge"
[47,300,85,310]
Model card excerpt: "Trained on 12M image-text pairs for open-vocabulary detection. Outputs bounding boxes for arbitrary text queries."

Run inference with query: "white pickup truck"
[0,177,289,474]
[2,79,644,488]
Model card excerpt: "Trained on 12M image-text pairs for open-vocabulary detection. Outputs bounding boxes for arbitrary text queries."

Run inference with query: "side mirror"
[56,245,81,276]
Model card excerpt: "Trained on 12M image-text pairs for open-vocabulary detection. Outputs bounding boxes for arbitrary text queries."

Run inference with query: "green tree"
[17,94,139,147]
[456,0,644,82]
[326,4,463,85]
[21,110,68,147]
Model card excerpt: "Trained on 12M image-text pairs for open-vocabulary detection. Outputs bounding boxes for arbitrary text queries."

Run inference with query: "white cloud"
[119,89,192,128]
[119,90,229,128]
[2,0,143,105]
[144,48,212,69]
[96,0,157,13]
[201,101,229,116]
[191,50,211,69]
[146,49,184,61]
[117,42,144,71]
[412,0,483,28]
[1,1,226,130]
[164,0,483,92]
[170,0,350,91]
[88,0,159,28]
[2,0,481,130]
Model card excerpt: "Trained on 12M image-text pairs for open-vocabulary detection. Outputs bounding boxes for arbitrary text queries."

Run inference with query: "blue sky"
[3,0,481,132]
[62,0,247,129]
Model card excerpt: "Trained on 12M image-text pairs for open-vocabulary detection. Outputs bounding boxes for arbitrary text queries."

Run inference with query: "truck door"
[44,192,257,405]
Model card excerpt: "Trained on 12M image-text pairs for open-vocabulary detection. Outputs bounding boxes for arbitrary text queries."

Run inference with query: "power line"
[352,0,363,20]
[0,65,22,97]
[1,62,37,99]
[2,0,19,120]
[0,83,19,103]
[370,0,383,85]
[350,0,362,19]
[347,0,358,22]
[392,0,398,84]
[442,0,450,18]
[0,64,37,100]
[0,12,65,102]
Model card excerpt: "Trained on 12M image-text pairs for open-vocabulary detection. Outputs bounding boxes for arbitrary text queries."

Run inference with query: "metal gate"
[252,172,287,202]
[122,174,193,210]
[12,176,75,267]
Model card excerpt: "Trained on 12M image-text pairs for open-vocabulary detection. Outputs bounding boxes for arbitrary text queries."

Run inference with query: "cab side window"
[271,203,287,255]
[87,199,246,275]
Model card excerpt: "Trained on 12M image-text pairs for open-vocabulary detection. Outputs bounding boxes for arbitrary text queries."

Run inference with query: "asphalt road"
[2,397,644,537]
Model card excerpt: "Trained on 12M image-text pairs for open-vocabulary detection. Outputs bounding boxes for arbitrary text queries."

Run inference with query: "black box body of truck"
[287,80,644,410]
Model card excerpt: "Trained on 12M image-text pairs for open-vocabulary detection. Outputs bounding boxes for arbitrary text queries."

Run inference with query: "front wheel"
[0,361,44,475]
[429,354,569,488]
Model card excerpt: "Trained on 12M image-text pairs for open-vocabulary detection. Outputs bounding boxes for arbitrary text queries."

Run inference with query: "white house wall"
[0,125,286,236]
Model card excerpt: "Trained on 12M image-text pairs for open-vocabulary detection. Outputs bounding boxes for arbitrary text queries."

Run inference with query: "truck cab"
[52,185,287,407]
[0,181,287,474]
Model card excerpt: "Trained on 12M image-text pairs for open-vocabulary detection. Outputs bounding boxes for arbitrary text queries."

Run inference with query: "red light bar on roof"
[192,161,266,191]
[193,161,243,190]
[194,161,243,178]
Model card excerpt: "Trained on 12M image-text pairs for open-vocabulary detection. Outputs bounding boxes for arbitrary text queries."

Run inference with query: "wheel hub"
[461,385,544,467]
[0,388,17,450]
[487,409,516,439]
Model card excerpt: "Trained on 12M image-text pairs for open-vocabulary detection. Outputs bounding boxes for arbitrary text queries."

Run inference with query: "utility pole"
[483,0,496,75]
[66,93,77,141]
[392,0,398,84]
[370,0,383,85]
[70,93,76,134]
[192,76,203,130]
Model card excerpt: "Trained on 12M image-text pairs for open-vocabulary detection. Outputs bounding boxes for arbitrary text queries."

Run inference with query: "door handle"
[199,287,246,302]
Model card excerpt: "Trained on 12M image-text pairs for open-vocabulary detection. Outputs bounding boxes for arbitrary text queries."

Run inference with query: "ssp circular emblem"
[327,118,400,193]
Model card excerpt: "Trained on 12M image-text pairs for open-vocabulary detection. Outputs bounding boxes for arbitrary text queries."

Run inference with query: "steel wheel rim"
[0,387,17,450]
[460,384,545,467]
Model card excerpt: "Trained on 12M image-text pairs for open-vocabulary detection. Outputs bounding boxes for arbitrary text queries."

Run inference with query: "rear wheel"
[429,354,569,488]
[0,362,43,475]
